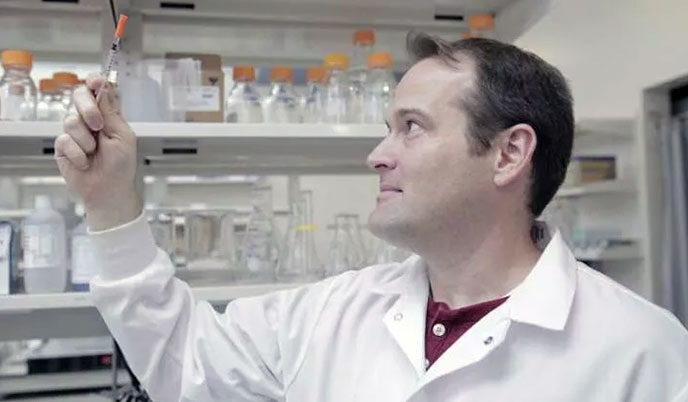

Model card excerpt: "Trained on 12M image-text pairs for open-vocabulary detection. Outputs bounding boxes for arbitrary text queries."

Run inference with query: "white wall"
[513,0,688,119]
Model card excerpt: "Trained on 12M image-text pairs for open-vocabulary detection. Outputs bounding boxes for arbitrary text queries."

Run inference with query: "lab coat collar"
[373,226,578,332]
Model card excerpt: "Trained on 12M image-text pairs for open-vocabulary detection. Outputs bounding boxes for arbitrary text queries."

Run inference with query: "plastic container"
[349,29,375,123]
[300,66,326,123]
[70,219,97,292]
[225,65,263,123]
[0,50,37,121]
[262,66,299,123]
[323,53,351,124]
[52,72,79,113]
[185,206,236,271]
[364,52,396,124]
[22,196,67,294]
[468,14,495,39]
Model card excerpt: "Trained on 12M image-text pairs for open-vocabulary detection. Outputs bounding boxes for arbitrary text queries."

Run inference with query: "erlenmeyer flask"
[239,184,280,282]
[344,213,368,268]
[327,214,354,276]
[278,192,321,281]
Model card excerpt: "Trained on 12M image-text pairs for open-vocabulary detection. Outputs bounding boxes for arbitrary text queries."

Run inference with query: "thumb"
[98,85,133,141]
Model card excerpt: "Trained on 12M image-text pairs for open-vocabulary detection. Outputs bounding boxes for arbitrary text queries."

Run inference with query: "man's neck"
[422,215,541,310]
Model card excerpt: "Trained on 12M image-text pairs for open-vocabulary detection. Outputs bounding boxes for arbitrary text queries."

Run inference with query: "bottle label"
[23,224,60,269]
[168,86,220,112]
[71,235,97,283]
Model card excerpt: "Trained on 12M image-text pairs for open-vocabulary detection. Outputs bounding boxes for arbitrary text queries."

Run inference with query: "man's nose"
[366,136,397,173]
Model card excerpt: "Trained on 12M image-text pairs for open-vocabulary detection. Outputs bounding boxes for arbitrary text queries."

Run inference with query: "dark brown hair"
[407,32,574,217]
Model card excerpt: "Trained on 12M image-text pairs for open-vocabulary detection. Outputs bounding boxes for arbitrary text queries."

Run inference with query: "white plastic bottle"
[323,53,351,124]
[22,195,67,294]
[0,50,37,121]
[225,65,263,123]
[300,66,326,123]
[262,66,299,123]
[70,205,97,292]
[364,52,396,124]
[348,29,375,123]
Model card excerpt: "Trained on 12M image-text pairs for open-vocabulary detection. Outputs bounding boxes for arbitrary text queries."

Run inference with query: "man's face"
[367,56,496,249]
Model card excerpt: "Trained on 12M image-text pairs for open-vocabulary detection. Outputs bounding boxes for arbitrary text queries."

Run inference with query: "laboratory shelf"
[555,180,636,198]
[0,283,307,341]
[573,242,642,262]
[575,118,634,141]
[0,369,127,396]
[0,122,384,175]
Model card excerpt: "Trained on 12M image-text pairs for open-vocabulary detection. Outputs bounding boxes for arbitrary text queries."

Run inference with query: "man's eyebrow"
[396,107,431,118]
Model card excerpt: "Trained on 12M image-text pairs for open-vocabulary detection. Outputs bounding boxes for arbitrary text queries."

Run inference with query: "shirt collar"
[371,225,578,332]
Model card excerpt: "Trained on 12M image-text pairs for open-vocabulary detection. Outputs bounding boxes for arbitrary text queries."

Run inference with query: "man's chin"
[368,210,411,247]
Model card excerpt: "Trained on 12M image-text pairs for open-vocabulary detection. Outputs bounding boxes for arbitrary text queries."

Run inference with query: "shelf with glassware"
[0,121,385,175]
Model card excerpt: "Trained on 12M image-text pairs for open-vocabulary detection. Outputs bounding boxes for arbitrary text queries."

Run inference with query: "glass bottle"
[52,72,79,113]
[263,66,299,123]
[240,184,280,282]
[468,14,495,39]
[0,50,37,121]
[36,79,54,122]
[323,53,351,124]
[349,29,375,124]
[226,65,263,123]
[326,213,367,276]
[364,52,396,124]
[344,213,368,267]
[278,191,321,281]
[299,66,326,123]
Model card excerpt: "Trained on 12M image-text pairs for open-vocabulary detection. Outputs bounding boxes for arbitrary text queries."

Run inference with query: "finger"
[99,86,134,142]
[85,72,106,92]
[63,113,97,154]
[54,134,90,171]
[73,85,104,132]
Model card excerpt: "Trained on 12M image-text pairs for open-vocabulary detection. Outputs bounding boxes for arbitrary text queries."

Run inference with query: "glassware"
[226,65,263,123]
[300,66,326,123]
[278,191,321,281]
[36,79,54,122]
[326,213,367,276]
[0,50,37,121]
[185,206,236,271]
[371,237,411,265]
[52,72,79,113]
[323,53,351,124]
[148,209,174,257]
[263,66,299,123]
[364,52,396,124]
[468,14,496,39]
[344,213,368,267]
[239,184,280,281]
[349,29,375,123]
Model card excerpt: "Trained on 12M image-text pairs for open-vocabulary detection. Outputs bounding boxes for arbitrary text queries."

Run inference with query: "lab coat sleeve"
[88,213,330,401]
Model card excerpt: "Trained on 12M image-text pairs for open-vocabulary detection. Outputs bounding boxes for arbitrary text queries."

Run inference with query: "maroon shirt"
[425,296,509,368]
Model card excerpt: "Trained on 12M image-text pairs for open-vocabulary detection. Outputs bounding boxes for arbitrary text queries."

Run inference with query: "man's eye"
[406,120,421,133]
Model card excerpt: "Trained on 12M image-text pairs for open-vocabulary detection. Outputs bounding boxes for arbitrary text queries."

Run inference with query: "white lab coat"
[90,214,688,401]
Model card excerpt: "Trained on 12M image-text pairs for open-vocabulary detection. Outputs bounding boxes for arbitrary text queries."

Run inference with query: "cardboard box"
[164,53,224,122]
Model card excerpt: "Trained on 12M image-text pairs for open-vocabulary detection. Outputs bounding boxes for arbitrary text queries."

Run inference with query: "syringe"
[95,14,128,103]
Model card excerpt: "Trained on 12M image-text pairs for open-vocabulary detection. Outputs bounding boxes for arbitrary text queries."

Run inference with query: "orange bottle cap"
[323,53,349,70]
[115,14,128,38]
[306,66,326,83]
[367,52,393,69]
[233,65,256,82]
[461,33,472,40]
[353,29,375,46]
[39,79,55,92]
[52,72,80,87]
[269,66,293,83]
[468,14,495,30]
[1,50,33,70]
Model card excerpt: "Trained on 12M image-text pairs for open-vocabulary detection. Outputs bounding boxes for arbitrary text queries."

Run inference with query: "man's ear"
[493,124,537,187]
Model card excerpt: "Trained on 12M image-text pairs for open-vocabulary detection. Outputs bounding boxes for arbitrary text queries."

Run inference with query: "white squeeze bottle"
[71,205,97,291]
[22,195,67,293]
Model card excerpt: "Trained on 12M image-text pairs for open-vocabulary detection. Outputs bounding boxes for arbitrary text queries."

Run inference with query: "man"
[57,33,688,401]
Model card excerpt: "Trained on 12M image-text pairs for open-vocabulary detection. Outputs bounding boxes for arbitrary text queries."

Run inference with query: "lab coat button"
[424,358,430,368]
[394,312,403,321]
[432,323,446,337]
[484,336,494,345]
